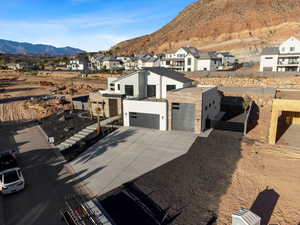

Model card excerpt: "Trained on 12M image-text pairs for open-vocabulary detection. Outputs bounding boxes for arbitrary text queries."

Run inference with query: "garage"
[172,103,195,131]
[129,112,160,129]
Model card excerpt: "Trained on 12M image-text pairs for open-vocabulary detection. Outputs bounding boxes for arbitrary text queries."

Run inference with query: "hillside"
[112,0,300,62]
[0,39,86,56]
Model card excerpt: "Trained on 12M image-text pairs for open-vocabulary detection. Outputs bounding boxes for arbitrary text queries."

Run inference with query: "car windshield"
[3,170,19,184]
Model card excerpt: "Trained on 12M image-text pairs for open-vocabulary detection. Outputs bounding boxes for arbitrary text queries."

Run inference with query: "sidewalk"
[56,116,120,152]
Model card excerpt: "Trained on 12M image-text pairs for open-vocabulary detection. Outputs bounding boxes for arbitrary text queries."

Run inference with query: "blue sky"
[0,0,195,51]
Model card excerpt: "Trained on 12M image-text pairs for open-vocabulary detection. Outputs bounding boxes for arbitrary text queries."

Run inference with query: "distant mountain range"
[0,39,86,56]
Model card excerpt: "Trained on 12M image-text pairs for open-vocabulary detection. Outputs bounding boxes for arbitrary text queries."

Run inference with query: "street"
[0,124,84,225]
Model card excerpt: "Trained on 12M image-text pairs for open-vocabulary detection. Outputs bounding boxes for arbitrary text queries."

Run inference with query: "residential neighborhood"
[1,1,300,225]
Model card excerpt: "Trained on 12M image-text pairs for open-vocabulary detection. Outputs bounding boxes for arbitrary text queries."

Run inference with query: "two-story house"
[161,47,197,71]
[105,67,221,134]
[185,51,222,72]
[102,56,124,71]
[161,47,222,72]
[260,37,300,72]
[216,52,236,66]
[67,58,89,71]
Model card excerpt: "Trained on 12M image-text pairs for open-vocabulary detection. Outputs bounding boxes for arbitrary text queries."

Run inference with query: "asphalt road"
[1,125,83,225]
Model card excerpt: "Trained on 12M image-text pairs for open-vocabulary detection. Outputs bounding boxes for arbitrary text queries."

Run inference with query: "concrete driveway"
[70,127,197,196]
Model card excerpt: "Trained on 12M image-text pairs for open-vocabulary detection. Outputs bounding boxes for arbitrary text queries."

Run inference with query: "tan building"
[269,89,300,145]
[167,86,222,134]
[89,92,123,118]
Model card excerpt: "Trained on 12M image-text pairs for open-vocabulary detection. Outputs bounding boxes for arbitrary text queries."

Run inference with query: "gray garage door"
[129,112,160,129]
[172,103,195,131]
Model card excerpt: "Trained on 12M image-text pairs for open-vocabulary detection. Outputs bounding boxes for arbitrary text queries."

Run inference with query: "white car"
[0,168,25,194]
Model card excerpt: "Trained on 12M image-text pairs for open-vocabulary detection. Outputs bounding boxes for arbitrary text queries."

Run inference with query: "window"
[125,85,134,96]
[147,85,156,97]
[117,84,120,91]
[187,58,192,66]
[167,85,176,91]
[290,47,295,52]
[265,57,273,59]
[187,68,191,72]
[281,47,285,52]
[166,61,170,65]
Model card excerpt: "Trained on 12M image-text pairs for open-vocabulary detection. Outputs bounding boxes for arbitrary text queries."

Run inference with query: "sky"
[0,0,195,52]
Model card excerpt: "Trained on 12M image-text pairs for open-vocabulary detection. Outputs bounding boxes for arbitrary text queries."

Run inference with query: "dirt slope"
[112,0,300,62]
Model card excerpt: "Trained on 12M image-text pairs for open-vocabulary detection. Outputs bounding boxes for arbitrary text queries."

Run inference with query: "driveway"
[70,127,197,196]
[2,125,85,225]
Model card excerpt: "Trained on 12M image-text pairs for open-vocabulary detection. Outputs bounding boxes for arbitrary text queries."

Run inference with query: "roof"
[168,86,214,96]
[112,67,192,84]
[217,52,235,57]
[232,208,261,225]
[146,67,193,83]
[98,130,245,225]
[261,47,279,55]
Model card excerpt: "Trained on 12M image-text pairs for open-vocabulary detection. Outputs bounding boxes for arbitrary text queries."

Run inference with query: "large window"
[125,85,134,96]
[167,85,176,91]
[290,47,295,52]
[187,58,192,66]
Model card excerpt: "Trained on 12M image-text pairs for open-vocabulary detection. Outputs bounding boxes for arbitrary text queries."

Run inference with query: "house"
[137,55,160,69]
[161,47,222,72]
[260,37,300,72]
[216,52,237,66]
[124,57,138,71]
[106,67,221,134]
[185,50,222,72]
[161,47,196,71]
[102,56,124,71]
[67,58,89,71]
[7,62,34,71]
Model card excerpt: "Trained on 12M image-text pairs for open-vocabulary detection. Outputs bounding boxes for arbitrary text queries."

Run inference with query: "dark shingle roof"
[146,67,193,83]
[261,47,279,55]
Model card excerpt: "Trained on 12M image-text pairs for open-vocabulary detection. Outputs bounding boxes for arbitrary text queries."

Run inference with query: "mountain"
[0,39,86,56]
[112,0,300,62]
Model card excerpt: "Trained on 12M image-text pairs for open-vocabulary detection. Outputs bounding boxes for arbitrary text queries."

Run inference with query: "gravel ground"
[40,110,96,145]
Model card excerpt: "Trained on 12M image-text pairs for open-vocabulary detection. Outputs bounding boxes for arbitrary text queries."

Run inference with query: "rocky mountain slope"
[0,39,86,56]
[112,0,300,62]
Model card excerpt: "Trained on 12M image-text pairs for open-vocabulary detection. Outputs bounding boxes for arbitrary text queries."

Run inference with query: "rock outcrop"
[112,0,300,62]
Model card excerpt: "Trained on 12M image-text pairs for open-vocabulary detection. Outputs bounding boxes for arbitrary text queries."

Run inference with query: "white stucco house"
[67,59,89,71]
[185,51,222,72]
[160,47,196,71]
[137,56,160,69]
[260,37,300,72]
[161,47,222,72]
[102,56,124,71]
[216,52,236,66]
[104,67,222,135]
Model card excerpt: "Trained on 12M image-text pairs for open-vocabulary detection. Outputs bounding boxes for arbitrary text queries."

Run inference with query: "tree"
[243,95,252,112]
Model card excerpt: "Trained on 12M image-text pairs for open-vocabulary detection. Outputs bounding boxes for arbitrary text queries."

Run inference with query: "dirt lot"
[0,73,110,123]
[217,141,300,225]
[100,130,300,225]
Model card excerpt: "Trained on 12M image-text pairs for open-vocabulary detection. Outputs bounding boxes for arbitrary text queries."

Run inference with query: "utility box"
[232,208,261,225]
